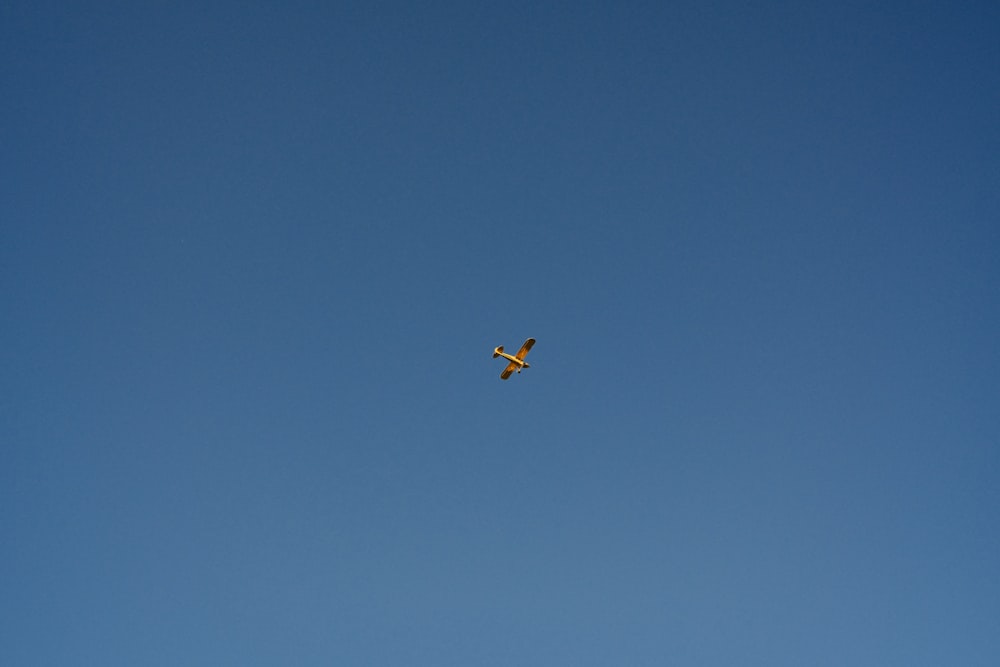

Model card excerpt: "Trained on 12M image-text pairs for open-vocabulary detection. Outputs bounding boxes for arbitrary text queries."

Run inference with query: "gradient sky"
[3,2,998,665]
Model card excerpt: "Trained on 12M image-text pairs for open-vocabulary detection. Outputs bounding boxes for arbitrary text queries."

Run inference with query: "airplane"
[493,338,535,380]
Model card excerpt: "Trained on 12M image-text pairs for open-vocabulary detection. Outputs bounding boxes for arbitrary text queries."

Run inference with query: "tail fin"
[493,345,503,358]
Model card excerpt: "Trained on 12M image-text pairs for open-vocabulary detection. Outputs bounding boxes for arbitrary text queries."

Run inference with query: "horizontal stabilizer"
[493,345,503,358]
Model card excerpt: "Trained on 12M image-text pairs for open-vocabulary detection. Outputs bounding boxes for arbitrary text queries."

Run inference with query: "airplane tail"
[493,345,503,358]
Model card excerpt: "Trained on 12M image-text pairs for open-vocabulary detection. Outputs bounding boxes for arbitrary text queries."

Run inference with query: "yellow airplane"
[493,338,535,380]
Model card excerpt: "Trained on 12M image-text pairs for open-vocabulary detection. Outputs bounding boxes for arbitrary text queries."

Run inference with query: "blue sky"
[2,1,998,664]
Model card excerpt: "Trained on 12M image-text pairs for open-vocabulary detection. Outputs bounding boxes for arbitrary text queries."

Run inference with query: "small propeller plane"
[493,338,535,380]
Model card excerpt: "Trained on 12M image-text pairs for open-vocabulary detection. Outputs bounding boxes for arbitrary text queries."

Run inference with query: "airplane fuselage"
[495,351,530,370]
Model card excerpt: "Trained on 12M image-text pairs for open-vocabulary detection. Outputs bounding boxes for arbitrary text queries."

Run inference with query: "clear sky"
[2,1,998,664]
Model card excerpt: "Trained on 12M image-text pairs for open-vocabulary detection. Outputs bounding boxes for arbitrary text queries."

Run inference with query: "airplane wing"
[500,361,518,380]
[515,338,536,360]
